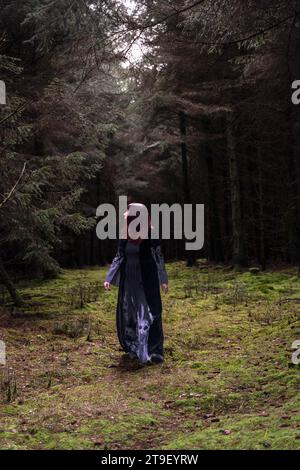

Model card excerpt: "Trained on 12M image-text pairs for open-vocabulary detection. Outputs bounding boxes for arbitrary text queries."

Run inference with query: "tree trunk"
[286,106,300,273]
[285,17,300,273]
[226,113,247,267]
[257,148,266,270]
[179,110,196,266]
[205,141,224,262]
[0,257,23,306]
[222,154,231,262]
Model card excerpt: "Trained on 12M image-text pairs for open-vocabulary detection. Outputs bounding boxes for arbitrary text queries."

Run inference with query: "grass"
[0,262,299,450]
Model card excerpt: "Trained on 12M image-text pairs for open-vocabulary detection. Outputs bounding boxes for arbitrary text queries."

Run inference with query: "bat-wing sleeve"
[151,241,168,285]
[105,244,125,286]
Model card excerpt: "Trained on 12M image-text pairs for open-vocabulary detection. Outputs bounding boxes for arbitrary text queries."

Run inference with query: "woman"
[104,203,168,365]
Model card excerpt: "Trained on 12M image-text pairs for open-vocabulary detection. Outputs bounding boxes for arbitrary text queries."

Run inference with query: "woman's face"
[125,213,151,240]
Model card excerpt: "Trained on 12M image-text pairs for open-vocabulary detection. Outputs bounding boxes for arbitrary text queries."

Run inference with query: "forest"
[0,0,299,452]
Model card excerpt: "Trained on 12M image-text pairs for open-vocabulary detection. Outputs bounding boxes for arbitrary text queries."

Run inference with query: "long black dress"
[105,238,168,364]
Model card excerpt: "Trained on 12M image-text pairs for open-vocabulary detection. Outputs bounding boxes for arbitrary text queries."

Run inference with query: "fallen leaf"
[259,411,269,417]
[164,400,174,409]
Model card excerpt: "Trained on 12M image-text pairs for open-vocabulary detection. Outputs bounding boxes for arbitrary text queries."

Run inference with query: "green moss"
[0,264,299,449]
[1,405,19,416]
[163,408,300,450]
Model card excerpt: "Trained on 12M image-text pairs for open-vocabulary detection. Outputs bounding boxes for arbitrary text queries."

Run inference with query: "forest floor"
[0,262,299,450]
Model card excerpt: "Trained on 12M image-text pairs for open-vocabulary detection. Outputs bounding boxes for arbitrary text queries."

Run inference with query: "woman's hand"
[104,281,111,290]
[161,283,168,293]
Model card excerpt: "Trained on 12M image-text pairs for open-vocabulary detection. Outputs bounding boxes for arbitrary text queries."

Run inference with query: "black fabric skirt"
[116,242,164,363]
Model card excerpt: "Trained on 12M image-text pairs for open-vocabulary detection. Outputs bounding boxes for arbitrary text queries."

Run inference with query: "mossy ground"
[0,262,299,450]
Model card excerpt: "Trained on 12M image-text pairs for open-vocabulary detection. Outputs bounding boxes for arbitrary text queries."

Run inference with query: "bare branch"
[0,162,27,209]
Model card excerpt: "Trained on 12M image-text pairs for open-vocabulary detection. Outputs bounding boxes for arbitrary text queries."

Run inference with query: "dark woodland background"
[0,0,300,305]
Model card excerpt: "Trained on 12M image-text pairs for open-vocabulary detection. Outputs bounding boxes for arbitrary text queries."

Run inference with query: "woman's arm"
[151,240,168,287]
[104,243,124,287]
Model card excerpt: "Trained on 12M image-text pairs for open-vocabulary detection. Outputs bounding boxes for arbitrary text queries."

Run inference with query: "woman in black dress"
[104,203,168,365]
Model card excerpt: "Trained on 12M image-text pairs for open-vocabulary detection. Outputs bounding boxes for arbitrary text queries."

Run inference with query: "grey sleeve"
[151,243,168,285]
[105,248,124,285]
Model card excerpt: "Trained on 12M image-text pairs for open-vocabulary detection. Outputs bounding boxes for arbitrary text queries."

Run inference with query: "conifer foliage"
[0,1,299,303]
